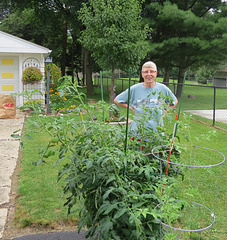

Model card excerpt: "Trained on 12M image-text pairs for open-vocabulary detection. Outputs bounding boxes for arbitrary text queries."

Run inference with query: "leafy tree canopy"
[79,0,149,72]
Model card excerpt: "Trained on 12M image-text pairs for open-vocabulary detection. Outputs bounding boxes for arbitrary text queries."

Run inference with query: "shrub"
[45,63,62,89]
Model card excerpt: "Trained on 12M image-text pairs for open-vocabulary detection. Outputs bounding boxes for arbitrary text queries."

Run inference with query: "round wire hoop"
[154,200,215,232]
[151,144,225,238]
[152,144,225,168]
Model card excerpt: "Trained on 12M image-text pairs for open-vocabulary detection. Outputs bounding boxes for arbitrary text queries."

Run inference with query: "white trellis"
[22,57,46,105]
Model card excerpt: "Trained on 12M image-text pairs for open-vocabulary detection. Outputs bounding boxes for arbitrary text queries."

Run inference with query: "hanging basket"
[22,67,43,84]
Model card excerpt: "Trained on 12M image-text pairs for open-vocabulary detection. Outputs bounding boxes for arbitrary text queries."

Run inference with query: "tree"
[79,0,149,103]
[142,0,227,97]
[0,0,85,77]
[0,0,98,94]
[195,66,215,84]
[0,6,64,67]
[0,1,11,21]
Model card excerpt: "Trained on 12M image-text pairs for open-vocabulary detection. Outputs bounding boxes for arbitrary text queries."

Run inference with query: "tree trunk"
[109,66,116,104]
[76,72,81,85]
[81,46,85,86]
[84,48,95,96]
[61,18,67,76]
[70,33,76,84]
[139,74,143,82]
[71,58,74,84]
[163,69,171,86]
[176,66,186,98]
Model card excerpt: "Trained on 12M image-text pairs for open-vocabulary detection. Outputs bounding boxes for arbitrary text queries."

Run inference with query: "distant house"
[0,30,51,107]
[213,68,227,87]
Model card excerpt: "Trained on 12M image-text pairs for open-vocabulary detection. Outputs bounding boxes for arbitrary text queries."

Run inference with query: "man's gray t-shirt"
[116,82,177,132]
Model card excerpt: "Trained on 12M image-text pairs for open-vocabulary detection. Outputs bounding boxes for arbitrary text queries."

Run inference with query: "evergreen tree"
[142,0,227,97]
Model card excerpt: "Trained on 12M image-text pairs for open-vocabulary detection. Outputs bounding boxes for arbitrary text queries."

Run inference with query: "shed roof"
[0,30,51,54]
[214,68,227,79]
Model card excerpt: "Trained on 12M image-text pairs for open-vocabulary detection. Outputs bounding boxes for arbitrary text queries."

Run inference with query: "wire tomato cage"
[152,144,225,239]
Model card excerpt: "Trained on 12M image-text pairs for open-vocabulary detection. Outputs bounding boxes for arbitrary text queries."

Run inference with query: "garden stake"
[124,67,132,154]
[165,113,178,177]
[164,72,187,178]
[100,71,105,121]
[123,68,132,177]
[100,71,104,101]
[80,112,86,131]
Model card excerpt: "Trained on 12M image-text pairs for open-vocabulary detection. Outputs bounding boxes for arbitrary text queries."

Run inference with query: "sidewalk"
[3,231,87,240]
[0,110,25,239]
[184,109,227,123]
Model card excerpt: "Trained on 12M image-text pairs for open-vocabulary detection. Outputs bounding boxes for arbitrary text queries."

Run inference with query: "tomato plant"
[19,79,186,239]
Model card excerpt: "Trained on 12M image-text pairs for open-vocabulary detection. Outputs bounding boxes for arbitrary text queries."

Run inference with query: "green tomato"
[50,137,58,143]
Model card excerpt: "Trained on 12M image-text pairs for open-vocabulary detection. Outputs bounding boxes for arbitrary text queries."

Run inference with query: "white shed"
[213,68,227,87]
[0,30,51,107]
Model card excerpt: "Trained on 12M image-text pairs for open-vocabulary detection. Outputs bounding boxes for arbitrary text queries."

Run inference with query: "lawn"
[11,109,227,239]
[15,116,80,227]
[167,117,227,240]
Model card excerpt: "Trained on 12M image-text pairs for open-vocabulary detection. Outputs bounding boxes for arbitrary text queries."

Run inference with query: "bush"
[45,63,62,89]
[196,67,215,84]
[20,99,44,112]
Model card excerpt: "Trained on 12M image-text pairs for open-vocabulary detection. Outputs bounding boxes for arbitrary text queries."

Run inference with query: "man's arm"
[114,98,135,114]
[164,98,178,116]
[169,98,178,109]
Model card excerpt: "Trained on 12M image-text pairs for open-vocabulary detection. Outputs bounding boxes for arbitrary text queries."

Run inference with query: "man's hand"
[114,98,135,114]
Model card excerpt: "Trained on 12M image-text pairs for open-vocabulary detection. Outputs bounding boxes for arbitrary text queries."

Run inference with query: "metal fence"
[94,76,227,128]
[168,83,227,127]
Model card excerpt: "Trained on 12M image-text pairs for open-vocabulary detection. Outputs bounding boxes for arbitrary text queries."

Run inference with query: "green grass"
[14,112,227,239]
[15,117,79,228]
[172,119,227,240]
[187,114,227,132]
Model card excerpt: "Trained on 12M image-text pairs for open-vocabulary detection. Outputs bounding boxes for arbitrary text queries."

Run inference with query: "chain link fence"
[94,76,227,128]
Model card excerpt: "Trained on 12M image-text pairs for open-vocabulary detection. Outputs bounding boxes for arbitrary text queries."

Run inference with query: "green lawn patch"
[15,117,79,228]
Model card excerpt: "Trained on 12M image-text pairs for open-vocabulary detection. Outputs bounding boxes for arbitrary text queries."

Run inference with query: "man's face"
[141,67,157,85]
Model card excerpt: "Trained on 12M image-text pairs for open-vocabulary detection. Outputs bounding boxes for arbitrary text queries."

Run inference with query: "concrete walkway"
[0,111,25,239]
[184,109,227,124]
[3,231,88,240]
